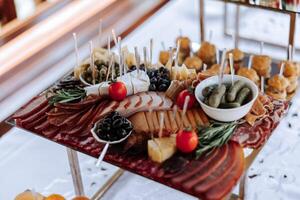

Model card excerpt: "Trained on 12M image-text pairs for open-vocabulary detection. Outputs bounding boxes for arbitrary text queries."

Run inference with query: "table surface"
[1,0,300,199]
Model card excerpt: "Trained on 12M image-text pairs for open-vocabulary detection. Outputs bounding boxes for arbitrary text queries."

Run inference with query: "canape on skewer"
[197,63,230,80]
[237,67,260,85]
[183,56,203,72]
[196,41,216,66]
[266,75,290,100]
[278,61,300,77]
[252,55,272,77]
[286,76,298,100]
[176,36,191,63]
[159,50,171,66]
[226,48,244,71]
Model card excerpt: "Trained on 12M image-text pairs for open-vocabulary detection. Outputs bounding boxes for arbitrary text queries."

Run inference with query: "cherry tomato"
[176,89,196,109]
[108,81,127,101]
[176,129,198,153]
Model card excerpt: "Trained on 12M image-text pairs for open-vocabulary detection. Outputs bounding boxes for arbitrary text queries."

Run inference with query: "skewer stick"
[89,41,96,85]
[106,55,113,81]
[216,48,220,64]
[143,46,148,72]
[260,41,264,55]
[288,44,293,61]
[150,38,153,66]
[117,37,123,76]
[181,96,190,129]
[72,33,80,68]
[279,62,285,77]
[161,41,166,50]
[247,55,253,70]
[98,19,102,47]
[175,40,181,67]
[203,63,207,71]
[111,29,118,47]
[149,108,154,140]
[134,47,141,76]
[158,112,165,138]
[261,76,264,94]
[229,53,234,86]
[218,49,227,87]
[208,30,213,43]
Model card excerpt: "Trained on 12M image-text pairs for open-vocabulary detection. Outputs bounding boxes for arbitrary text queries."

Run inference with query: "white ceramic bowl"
[195,75,259,122]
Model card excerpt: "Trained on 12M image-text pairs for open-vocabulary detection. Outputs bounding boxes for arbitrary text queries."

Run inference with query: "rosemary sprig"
[196,121,238,158]
[48,87,86,105]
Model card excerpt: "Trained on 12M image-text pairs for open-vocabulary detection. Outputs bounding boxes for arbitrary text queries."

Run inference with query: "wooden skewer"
[117,36,122,76]
[203,63,207,71]
[247,55,253,70]
[161,41,166,51]
[111,29,118,47]
[229,53,234,86]
[181,96,190,129]
[261,76,264,94]
[175,40,180,67]
[218,48,227,88]
[279,62,285,77]
[149,38,153,66]
[89,41,96,85]
[216,48,220,64]
[143,46,148,70]
[260,41,264,55]
[158,112,165,138]
[105,55,113,82]
[288,44,293,61]
[72,33,80,68]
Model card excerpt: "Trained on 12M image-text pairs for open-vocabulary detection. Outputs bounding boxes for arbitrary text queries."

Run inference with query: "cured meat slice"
[42,125,59,137]
[171,145,228,187]
[20,104,51,126]
[25,115,47,130]
[12,95,48,119]
[181,144,229,191]
[203,142,244,200]
[193,142,237,193]
[35,120,50,132]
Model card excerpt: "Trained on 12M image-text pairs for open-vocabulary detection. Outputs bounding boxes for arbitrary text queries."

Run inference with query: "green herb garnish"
[48,87,86,105]
[196,121,238,158]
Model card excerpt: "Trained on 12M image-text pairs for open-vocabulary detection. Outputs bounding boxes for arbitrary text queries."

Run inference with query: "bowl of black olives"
[195,75,258,122]
[91,111,133,144]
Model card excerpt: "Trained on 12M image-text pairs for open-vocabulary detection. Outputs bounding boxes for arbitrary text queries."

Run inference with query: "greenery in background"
[196,121,238,158]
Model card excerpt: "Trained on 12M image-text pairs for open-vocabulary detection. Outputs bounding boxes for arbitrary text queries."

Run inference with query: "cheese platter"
[7,33,297,199]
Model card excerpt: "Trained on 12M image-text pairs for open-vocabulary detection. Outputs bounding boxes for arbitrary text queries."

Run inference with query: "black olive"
[116,129,127,138]
[112,118,123,128]
[149,84,156,91]
[158,84,168,91]
[150,77,157,84]
[112,115,122,121]
[159,67,165,72]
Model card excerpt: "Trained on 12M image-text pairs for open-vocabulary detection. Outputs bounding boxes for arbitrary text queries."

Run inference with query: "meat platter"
[7,35,297,200]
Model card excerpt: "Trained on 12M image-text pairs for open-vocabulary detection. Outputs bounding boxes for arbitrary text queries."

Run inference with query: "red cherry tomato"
[176,89,196,110]
[108,81,127,101]
[176,129,198,153]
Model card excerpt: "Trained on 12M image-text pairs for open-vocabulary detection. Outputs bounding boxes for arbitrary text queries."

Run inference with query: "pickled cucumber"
[208,84,226,108]
[236,87,251,105]
[227,80,245,102]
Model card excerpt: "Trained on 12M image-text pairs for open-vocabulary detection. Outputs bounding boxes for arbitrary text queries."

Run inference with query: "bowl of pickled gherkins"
[195,75,259,122]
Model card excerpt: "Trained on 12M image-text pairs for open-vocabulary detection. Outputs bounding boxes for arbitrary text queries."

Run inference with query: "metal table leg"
[66,148,85,196]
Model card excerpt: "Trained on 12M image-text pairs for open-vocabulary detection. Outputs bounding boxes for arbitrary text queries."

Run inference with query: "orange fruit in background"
[45,194,65,200]
[72,196,90,200]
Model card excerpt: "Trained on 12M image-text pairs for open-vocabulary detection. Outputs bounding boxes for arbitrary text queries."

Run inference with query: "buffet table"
[1,0,300,200]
